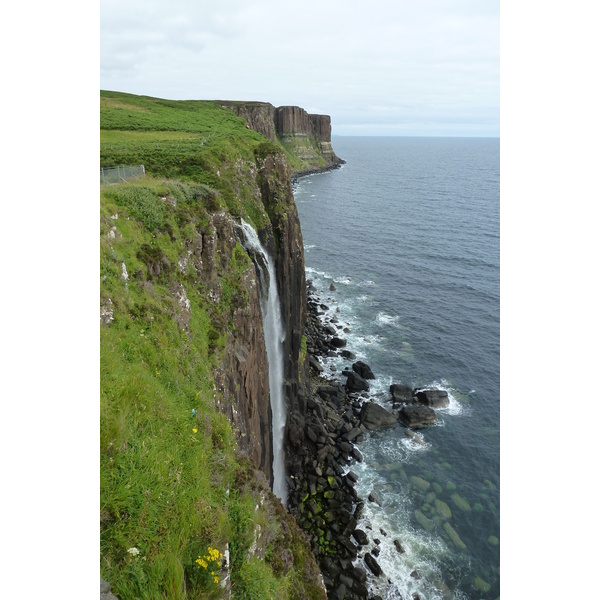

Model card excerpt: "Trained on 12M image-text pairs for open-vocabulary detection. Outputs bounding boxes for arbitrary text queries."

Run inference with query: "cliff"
[100,91,324,599]
[221,101,344,177]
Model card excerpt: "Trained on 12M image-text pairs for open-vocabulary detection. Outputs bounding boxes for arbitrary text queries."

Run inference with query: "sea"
[293,136,500,600]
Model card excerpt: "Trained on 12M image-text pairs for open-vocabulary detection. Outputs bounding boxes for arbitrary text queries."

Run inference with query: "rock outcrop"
[222,101,344,176]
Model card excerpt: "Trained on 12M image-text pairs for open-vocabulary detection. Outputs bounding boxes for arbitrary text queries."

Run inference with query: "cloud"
[100,0,499,135]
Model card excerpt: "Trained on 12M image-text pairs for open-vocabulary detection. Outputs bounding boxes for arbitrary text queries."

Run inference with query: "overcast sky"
[101,0,499,137]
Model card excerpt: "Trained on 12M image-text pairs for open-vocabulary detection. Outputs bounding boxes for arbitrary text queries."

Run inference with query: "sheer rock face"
[222,101,343,175]
[204,212,273,484]
[254,149,310,473]
[222,101,277,141]
[207,147,311,488]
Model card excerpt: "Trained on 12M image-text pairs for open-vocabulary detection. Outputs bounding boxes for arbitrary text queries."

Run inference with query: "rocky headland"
[221,101,345,177]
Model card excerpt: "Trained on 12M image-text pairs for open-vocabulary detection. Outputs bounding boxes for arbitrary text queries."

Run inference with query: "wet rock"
[309,355,323,372]
[390,383,414,404]
[352,361,375,380]
[364,553,383,576]
[340,349,356,360]
[393,539,405,554]
[360,402,397,430]
[351,529,369,546]
[398,405,438,428]
[331,337,347,348]
[368,490,383,506]
[351,566,367,584]
[405,429,425,444]
[345,370,370,393]
[416,388,449,408]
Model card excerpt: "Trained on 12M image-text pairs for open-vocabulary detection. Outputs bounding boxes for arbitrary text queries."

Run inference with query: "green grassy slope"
[100,91,325,600]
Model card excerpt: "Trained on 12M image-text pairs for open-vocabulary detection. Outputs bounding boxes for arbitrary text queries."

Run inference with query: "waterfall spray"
[237,219,287,504]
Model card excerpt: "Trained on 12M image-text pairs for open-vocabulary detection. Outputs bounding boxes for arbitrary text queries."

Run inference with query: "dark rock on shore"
[364,553,383,577]
[344,370,370,393]
[331,336,347,348]
[288,283,372,598]
[416,388,449,408]
[352,361,375,380]
[398,405,438,428]
[360,402,398,430]
[390,383,415,404]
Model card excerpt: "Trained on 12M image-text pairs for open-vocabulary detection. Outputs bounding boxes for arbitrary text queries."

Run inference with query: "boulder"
[390,383,414,404]
[416,388,449,408]
[308,355,323,372]
[345,371,370,393]
[368,490,383,506]
[330,337,347,348]
[352,361,375,380]
[364,553,383,577]
[398,405,438,428]
[351,529,369,546]
[340,350,356,360]
[360,402,397,430]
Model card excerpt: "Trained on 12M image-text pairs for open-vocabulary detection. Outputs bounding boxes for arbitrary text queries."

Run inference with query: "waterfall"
[237,219,287,504]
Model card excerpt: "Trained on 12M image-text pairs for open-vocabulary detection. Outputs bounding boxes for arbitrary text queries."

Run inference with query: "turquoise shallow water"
[294,137,500,599]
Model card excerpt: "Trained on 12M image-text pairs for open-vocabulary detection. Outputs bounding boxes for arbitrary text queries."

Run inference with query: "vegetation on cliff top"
[100,91,325,599]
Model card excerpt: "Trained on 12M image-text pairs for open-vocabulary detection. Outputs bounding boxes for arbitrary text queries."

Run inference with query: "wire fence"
[100,164,145,184]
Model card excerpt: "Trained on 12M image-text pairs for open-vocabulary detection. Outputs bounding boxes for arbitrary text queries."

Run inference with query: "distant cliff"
[221,101,344,177]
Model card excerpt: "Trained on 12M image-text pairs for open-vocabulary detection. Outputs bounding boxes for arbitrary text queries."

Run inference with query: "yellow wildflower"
[192,428,198,434]
[213,576,219,584]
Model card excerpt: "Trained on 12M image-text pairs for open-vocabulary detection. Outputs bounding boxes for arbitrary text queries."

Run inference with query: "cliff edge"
[221,101,344,177]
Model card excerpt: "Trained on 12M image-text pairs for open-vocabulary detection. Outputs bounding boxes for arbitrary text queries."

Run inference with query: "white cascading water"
[238,219,287,504]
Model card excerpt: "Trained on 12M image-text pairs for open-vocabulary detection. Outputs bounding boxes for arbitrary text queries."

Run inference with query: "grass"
[100,96,325,595]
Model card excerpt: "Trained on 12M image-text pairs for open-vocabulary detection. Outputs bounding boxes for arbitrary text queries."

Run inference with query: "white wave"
[333,276,353,285]
[415,380,469,417]
[376,311,400,327]
[305,266,332,280]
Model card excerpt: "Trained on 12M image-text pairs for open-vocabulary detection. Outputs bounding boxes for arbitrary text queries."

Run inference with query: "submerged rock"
[450,493,471,512]
[434,499,452,519]
[414,510,435,531]
[410,475,431,492]
[443,522,467,549]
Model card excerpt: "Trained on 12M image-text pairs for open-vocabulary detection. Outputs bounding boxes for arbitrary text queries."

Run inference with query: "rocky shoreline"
[286,280,451,600]
[290,158,346,182]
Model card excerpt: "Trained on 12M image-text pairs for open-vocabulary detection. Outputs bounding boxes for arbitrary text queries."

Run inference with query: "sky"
[100,0,499,136]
